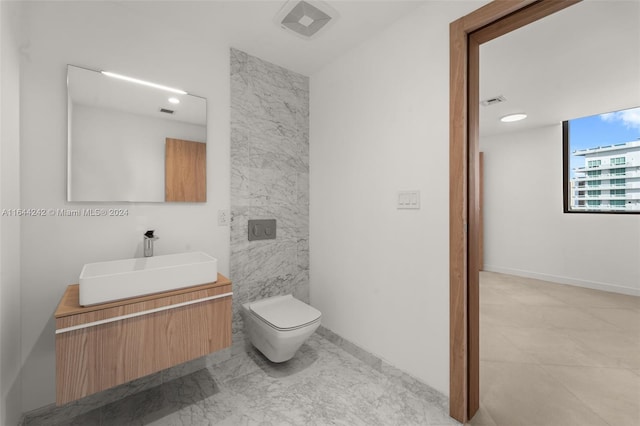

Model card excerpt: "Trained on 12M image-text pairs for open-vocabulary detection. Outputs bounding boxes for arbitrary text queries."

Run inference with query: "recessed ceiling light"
[168,97,180,104]
[500,113,527,123]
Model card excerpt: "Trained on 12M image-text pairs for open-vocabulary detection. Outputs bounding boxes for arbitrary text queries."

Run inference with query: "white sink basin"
[79,252,218,306]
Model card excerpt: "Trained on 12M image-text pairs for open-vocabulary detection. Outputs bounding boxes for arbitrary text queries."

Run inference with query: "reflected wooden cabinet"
[54,275,231,405]
[165,138,206,202]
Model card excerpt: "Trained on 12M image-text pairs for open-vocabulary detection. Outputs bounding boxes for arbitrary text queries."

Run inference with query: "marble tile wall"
[230,48,310,339]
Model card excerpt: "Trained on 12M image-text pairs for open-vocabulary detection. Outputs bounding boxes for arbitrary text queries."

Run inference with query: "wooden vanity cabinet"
[54,274,232,405]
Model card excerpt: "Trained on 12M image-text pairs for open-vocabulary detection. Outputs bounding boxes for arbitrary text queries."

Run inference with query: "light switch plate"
[248,219,276,241]
[397,191,420,209]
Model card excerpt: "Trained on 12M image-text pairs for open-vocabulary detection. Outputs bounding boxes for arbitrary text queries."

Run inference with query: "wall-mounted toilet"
[242,294,321,363]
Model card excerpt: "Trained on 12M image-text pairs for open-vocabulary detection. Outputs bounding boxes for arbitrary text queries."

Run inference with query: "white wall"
[1,1,23,424]
[481,125,640,295]
[70,104,206,202]
[19,2,230,411]
[310,1,485,397]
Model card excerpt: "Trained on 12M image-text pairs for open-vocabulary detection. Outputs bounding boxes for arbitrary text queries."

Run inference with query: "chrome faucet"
[143,230,159,257]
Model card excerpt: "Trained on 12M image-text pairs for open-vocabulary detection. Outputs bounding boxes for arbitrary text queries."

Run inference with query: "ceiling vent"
[481,95,507,107]
[275,0,338,40]
[160,108,174,114]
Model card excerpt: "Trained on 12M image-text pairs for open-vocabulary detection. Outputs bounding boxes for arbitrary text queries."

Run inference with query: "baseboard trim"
[316,326,449,411]
[483,265,640,296]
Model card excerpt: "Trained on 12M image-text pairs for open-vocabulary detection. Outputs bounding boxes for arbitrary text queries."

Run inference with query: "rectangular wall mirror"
[67,65,207,202]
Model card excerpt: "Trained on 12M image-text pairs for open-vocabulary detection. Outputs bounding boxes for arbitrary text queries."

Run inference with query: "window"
[563,105,640,214]
[610,168,625,176]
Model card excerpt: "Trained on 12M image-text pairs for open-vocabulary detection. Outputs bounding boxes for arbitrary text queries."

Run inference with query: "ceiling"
[202,0,638,138]
[116,0,431,76]
[479,0,640,137]
[63,1,638,139]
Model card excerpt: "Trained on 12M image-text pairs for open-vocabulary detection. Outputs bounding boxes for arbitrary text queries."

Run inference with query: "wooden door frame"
[449,1,580,422]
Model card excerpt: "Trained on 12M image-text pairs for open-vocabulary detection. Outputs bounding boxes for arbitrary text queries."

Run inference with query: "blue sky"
[568,106,640,173]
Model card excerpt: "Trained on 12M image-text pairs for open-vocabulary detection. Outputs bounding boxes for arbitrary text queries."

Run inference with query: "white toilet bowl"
[242,294,321,363]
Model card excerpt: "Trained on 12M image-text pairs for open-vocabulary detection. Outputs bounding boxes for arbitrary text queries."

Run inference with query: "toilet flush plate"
[248,219,276,241]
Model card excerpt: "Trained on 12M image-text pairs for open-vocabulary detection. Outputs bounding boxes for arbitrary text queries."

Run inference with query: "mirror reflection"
[67,65,207,202]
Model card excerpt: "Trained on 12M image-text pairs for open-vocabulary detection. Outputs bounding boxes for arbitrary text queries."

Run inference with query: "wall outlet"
[217,209,230,226]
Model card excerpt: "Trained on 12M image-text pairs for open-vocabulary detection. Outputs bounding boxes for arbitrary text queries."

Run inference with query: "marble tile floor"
[471,271,640,426]
[27,333,456,426]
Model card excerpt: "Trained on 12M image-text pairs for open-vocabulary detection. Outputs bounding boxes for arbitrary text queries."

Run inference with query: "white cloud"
[619,108,640,129]
[599,112,615,122]
[599,107,640,130]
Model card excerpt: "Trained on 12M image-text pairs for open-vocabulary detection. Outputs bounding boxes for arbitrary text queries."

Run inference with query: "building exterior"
[571,140,640,211]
